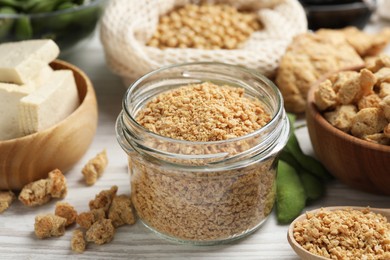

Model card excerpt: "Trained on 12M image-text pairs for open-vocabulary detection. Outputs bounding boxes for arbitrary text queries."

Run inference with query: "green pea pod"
[299,169,325,202]
[27,0,69,13]
[0,6,17,40]
[43,1,77,30]
[15,15,32,40]
[70,3,102,29]
[285,133,332,181]
[57,1,78,10]
[279,150,301,170]
[276,160,306,224]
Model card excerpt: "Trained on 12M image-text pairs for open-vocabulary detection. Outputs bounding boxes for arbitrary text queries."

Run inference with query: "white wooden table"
[1,20,389,260]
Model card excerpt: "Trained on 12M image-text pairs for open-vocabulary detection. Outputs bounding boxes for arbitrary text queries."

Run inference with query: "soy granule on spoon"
[293,208,390,260]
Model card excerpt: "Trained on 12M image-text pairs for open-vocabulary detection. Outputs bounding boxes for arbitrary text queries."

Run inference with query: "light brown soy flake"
[108,194,136,228]
[137,82,271,142]
[293,208,390,260]
[357,93,381,110]
[314,79,337,111]
[76,208,106,230]
[34,214,67,239]
[384,123,390,138]
[82,149,108,186]
[0,191,15,213]
[19,179,51,207]
[324,105,357,132]
[379,82,390,98]
[85,219,115,245]
[71,229,86,253]
[89,185,118,213]
[367,54,390,73]
[47,169,67,199]
[55,202,77,226]
[363,133,390,145]
[336,69,376,105]
[374,67,390,84]
[351,108,388,138]
[331,71,360,93]
[381,95,390,121]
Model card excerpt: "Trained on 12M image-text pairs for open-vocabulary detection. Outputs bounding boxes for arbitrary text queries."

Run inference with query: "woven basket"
[100,0,307,85]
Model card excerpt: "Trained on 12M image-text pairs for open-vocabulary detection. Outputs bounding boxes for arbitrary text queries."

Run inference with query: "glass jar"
[116,63,290,245]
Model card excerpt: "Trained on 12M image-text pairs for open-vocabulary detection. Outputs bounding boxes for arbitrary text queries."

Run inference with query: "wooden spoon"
[287,206,390,260]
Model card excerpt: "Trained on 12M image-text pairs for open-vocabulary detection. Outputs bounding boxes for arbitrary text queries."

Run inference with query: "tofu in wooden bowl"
[0,40,97,190]
[306,56,390,195]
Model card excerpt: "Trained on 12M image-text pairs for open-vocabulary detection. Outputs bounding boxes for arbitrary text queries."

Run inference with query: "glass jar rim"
[122,62,284,146]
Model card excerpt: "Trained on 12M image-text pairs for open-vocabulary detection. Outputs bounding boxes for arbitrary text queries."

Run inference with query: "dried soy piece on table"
[34,214,67,239]
[82,149,108,186]
[71,229,86,253]
[19,169,67,207]
[85,219,115,245]
[55,202,78,226]
[0,191,15,213]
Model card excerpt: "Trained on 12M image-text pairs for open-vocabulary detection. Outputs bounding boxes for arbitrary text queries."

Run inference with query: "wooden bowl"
[306,80,390,196]
[0,60,98,190]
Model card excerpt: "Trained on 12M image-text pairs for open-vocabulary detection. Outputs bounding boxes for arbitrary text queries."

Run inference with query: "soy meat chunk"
[34,214,66,239]
[337,69,376,105]
[384,123,390,138]
[0,191,15,213]
[357,94,381,110]
[18,169,67,206]
[351,108,388,137]
[314,79,337,111]
[82,149,108,186]
[55,202,77,226]
[89,185,118,213]
[71,229,86,253]
[367,54,390,73]
[379,82,390,98]
[363,133,390,145]
[324,105,357,132]
[108,195,136,227]
[19,179,51,207]
[381,95,390,120]
[331,71,359,93]
[48,169,67,199]
[374,67,390,84]
[86,219,115,245]
[76,208,106,230]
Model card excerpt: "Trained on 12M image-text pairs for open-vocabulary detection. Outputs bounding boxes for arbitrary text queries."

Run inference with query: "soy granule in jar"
[293,208,390,260]
[131,82,276,241]
[137,82,271,142]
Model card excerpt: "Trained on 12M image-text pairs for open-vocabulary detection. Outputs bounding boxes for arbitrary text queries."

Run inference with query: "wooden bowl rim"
[307,69,390,153]
[0,59,94,144]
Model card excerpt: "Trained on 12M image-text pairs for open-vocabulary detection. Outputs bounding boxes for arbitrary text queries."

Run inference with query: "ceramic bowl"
[0,59,98,190]
[299,0,376,30]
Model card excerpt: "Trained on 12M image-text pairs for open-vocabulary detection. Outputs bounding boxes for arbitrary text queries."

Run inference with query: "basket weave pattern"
[100,0,307,82]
